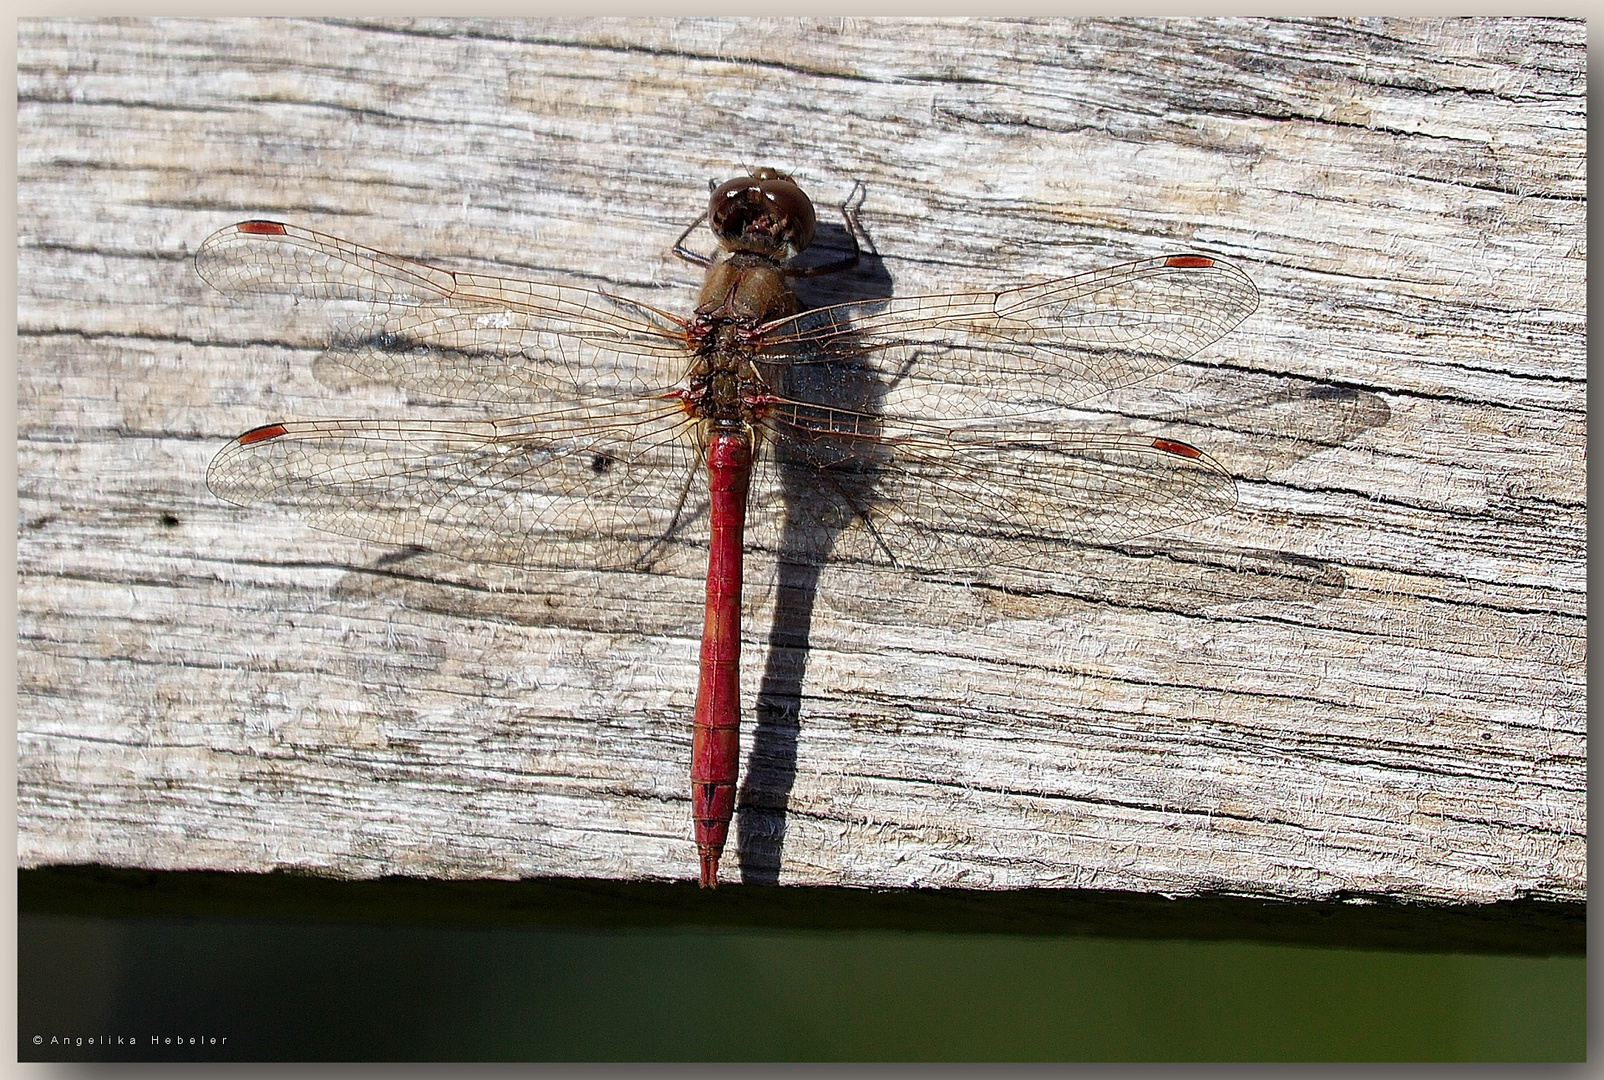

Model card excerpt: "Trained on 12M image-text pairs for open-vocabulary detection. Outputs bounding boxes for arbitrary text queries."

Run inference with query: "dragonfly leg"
[672,211,713,268]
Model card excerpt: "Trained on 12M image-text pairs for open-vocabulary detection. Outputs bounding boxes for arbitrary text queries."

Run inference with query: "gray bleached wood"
[18,17,1584,901]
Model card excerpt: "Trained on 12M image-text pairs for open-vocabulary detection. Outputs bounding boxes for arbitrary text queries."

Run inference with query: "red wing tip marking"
[1151,437,1203,459]
[1164,255,1215,268]
[238,423,289,446]
[237,221,289,236]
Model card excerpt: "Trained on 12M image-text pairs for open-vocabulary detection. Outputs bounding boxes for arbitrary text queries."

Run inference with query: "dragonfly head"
[707,168,816,261]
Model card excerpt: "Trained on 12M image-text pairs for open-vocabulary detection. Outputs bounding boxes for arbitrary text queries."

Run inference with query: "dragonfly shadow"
[736,235,892,886]
[1189,377,1393,480]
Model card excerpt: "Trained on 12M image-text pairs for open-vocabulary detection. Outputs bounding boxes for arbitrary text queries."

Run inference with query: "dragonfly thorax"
[685,338,771,427]
[683,248,794,432]
[694,251,799,326]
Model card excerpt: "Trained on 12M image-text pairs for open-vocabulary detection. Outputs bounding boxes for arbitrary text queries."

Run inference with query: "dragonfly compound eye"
[707,170,817,259]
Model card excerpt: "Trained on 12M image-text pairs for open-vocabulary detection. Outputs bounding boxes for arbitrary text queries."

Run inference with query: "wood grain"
[18,17,1585,901]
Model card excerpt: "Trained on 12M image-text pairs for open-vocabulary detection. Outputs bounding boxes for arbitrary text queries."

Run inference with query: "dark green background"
[18,868,1585,1061]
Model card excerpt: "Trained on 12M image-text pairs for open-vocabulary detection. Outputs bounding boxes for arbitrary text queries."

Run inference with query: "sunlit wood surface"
[18,17,1584,900]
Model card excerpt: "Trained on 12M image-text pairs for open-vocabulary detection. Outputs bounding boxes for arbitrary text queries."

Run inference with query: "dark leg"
[672,211,713,268]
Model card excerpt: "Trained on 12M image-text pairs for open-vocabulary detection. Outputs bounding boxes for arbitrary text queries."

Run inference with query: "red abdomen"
[690,430,753,887]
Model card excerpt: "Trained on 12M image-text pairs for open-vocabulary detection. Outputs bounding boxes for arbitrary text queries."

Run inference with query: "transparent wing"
[745,402,1236,575]
[755,254,1259,421]
[735,253,1251,574]
[206,400,706,572]
[196,220,691,407]
[202,223,1248,578]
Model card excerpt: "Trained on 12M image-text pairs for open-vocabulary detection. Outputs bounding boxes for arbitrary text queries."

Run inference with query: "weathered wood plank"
[18,17,1584,900]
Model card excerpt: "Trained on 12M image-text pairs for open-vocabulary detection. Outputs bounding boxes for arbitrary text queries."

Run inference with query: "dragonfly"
[198,168,1258,887]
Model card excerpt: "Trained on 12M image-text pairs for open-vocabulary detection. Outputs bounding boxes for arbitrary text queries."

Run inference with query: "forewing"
[207,400,704,572]
[196,220,690,407]
[756,254,1259,420]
